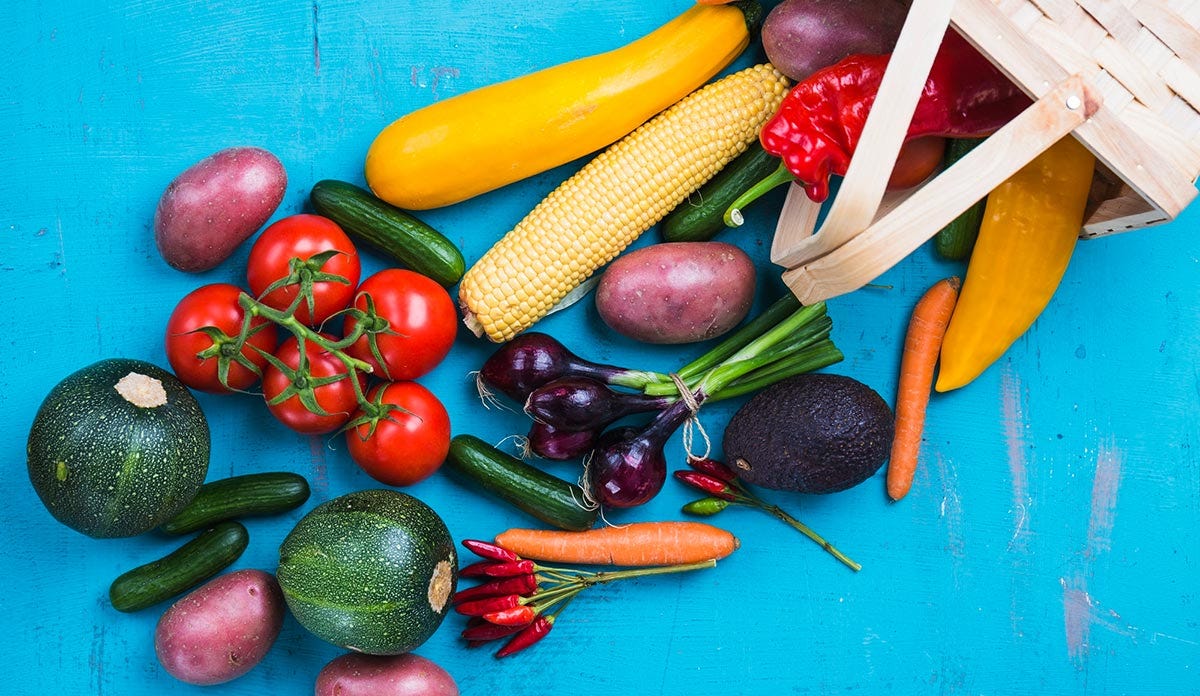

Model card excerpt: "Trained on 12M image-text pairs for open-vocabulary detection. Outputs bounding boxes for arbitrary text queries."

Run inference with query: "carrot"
[494,521,739,566]
[887,276,961,501]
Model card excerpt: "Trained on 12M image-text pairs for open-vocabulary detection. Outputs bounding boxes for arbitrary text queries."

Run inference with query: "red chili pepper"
[462,616,526,644]
[483,604,538,627]
[453,574,538,605]
[458,559,536,578]
[461,539,520,562]
[673,470,737,501]
[455,593,521,617]
[750,30,1030,204]
[496,615,555,658]
[687,457,738,483]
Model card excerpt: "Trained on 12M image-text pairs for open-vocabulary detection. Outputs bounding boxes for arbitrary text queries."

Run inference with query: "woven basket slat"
[1162,61,1200,112]
[1079,0,1146,44]
[1134,1,1200,64]
[1097,35,1178,106]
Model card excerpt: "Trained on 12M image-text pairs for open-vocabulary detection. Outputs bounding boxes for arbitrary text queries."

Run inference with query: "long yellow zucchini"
[364,2,760,210]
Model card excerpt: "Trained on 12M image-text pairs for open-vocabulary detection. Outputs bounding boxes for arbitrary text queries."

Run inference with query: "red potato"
[315,653,459,696]
[762,0,910,82]
[155,569,285,686]
[595,242,755,344]
[154,146,287,273]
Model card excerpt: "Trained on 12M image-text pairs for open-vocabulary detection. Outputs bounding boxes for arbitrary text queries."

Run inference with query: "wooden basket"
[771,0,1200,304]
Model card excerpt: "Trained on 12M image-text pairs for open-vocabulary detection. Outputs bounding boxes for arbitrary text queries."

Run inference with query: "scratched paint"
[1061,578,1093,666]
[1085,440,1123,558]
[1061,438,1125,667]
[934,452,965,561]
[1001,361,1030,549]
[311,2,320,75]
[307,434,329,494]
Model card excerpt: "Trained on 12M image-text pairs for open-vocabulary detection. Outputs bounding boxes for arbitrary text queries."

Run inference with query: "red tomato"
[888,137,947,191]
[246,214,361,326]
[262,333,364,434]
[165,283,277,393]
[345,269,458,381]
[345,381,451,486]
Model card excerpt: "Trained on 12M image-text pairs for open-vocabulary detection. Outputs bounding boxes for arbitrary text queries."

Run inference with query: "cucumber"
[445,434,599,531]
[109,521,249,612]
[933,138,988,260]
[309,179,465,287]
[660,141,779,242]
[159,472,311,535]
[26,358,210,539]
[277,490,457,655]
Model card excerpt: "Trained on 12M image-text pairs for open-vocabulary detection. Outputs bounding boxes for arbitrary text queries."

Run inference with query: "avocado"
[722,373,894,494]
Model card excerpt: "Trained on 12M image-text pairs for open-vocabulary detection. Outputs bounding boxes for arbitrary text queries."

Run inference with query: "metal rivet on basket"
[1066,95,1082,110]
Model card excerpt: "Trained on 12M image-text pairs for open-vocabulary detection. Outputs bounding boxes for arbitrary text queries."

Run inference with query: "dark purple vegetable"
[478,333,662,404]
[526,421,600,461]
[525,376,671,433]
[587,398,701,508]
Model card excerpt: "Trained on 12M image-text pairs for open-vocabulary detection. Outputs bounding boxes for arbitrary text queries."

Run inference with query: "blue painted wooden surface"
[2,1,1198,694]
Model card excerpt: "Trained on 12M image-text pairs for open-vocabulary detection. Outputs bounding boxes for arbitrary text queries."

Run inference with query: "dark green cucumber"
[310,179,465,286]
[159,472,311,535]
[109,521,249,612]
[933,138,988,260]
[661,140,779,242]
[445,435,599,531]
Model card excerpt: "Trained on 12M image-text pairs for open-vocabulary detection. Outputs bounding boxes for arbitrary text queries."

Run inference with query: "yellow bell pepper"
[935,136,1095,392]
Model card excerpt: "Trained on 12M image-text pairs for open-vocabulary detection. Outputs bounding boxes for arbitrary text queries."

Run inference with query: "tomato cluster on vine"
[164,213,457,487]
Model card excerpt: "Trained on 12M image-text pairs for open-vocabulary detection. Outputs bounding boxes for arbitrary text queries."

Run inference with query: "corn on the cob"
[459,63,790,342]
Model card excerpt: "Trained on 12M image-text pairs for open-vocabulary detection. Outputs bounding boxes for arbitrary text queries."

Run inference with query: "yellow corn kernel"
[459,63,790,342]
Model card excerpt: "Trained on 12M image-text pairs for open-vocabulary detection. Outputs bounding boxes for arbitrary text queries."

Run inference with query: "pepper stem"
[723,161,795,227]
[736,490,860,572]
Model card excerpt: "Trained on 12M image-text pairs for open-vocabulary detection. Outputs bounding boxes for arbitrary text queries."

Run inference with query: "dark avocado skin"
[722,373,894,494]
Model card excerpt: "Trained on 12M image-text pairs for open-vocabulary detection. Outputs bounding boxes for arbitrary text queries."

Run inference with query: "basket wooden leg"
[782,73,1102,304]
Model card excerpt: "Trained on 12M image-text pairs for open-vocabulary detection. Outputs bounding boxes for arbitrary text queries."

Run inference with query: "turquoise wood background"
[2,1,1197,694]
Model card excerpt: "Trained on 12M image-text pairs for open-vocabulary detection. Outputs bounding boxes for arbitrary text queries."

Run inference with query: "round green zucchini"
[276,489,457,655]
[26,358,210,538]
[159,471,311,535]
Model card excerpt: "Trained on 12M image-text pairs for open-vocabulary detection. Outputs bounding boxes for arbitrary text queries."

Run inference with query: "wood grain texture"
[1,1,1198,695]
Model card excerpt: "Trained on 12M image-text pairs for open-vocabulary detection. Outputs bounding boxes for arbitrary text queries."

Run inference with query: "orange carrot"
[495,521,738,566]
[887,276,961,501]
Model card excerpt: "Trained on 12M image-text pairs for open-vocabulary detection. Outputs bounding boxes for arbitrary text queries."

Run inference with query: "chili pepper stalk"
[674,467,861,572]
[454,540,719,657]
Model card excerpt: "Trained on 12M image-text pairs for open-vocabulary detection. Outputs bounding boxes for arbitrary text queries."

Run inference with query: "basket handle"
[771,0,957,270]
[781,74,1102,303]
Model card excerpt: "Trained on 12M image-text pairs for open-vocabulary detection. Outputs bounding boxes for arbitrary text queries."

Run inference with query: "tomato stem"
[235,290,379,417]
